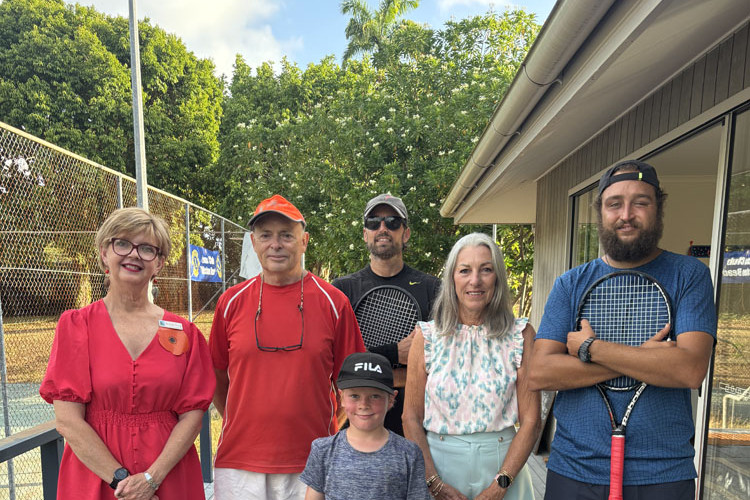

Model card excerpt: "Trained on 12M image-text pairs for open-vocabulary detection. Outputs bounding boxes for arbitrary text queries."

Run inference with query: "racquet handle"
[609,431,625,500]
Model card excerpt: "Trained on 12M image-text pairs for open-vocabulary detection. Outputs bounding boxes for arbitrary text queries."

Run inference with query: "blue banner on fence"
[722,250,750,283]
[190,245,222,282]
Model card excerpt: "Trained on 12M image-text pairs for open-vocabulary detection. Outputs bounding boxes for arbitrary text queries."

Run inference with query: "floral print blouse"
[421,318,528,435]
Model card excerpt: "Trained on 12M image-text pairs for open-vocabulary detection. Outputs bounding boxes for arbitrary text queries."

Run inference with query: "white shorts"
[214,468,306,500]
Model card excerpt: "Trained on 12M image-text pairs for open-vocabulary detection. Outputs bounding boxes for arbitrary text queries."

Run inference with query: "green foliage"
[0,0,223,201]
[341,0,421,68]
[212,10,539,309]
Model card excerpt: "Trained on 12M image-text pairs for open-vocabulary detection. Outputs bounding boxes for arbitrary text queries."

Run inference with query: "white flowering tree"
[213,10,538,313]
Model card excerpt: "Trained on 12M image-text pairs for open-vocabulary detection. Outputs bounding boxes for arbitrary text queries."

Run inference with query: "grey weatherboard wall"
[530,20,750,328]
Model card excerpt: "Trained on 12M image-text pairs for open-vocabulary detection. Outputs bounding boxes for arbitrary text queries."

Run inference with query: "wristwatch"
[144,471,159,491]
[578,337,596,363]
[109,467,129,489]
[495,470,514,488]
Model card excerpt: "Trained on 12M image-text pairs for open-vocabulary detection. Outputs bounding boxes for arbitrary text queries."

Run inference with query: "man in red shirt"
[210,194,365,500]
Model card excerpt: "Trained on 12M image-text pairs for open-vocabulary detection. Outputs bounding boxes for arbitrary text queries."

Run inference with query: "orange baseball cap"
[249,194,306,228]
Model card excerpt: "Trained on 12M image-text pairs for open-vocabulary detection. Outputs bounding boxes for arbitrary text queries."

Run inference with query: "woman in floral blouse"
[403,233,540,500]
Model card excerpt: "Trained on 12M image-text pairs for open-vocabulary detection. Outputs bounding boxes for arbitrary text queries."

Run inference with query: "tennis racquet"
[354,285,422,351]
[575,270,673,500]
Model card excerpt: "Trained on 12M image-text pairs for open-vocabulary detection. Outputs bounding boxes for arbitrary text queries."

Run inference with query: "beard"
[367,232,403,259]
[598,217,663,262]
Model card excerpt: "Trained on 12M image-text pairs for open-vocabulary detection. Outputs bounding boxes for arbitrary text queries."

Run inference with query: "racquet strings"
[355,287,421,349]
[579,272,670,389]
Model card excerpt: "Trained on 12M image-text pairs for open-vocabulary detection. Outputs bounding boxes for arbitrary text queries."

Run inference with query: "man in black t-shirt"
[333,194,440,435]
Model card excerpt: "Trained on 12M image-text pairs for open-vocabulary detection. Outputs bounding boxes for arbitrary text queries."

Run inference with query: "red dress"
[40,300,215,499]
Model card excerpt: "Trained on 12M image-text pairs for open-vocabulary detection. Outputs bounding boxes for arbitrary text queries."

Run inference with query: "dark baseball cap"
[598,160,660,195]
[363,194,408,222]
[337,352,394,394]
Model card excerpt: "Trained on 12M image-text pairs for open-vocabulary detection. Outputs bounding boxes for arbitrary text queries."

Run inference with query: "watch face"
[579,348,590,362]
[114,468,129,481]
[496,475,511,488]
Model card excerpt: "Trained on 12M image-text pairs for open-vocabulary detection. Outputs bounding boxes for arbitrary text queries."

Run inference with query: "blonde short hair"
[95,207,171,272]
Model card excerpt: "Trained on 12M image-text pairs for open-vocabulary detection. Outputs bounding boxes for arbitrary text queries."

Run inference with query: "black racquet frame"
[353,285,422,352]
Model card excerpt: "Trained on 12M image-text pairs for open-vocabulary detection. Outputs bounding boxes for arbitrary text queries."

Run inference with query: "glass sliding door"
[702,107,750,500]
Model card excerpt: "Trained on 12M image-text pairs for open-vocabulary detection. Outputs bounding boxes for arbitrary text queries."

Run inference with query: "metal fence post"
[128,0,148,211]
[0,295,17,500]
[221,219,226,293]
[185,203,192,322]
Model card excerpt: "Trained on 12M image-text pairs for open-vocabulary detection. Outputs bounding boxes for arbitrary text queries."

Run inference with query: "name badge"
[159,320,183,330]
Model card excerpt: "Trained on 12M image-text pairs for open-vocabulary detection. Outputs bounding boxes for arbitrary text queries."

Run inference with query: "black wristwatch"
[578,337,596,363]
[495,470,514,488]
[109,467,129,489]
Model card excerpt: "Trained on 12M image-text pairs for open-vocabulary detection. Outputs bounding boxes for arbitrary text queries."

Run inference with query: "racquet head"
[576,270,673,390]
[354,285,422,350]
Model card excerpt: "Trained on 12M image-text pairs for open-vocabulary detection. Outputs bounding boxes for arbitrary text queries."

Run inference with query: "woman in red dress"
[40,207,215,500]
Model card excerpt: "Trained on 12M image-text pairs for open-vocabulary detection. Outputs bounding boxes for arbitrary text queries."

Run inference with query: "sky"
[65,0,556,79]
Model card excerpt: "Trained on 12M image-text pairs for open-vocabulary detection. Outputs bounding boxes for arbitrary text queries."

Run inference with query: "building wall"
[530,21,750,328]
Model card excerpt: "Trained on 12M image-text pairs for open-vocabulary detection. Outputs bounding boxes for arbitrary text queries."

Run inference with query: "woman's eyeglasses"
[110,238,160,261]
[254,274,304,352]
[364,216,405,231]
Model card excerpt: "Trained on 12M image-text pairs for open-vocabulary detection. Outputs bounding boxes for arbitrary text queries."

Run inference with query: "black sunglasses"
[364,216,405,231]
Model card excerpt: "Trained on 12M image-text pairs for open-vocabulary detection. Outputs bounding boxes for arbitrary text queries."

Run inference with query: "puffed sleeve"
[511,318,529,369]
[174,321,216,414]
[39,309,92,404]
[418,321,434,373]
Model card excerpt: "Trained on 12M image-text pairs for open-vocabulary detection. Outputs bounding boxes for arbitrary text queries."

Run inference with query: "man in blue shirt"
[529,160,717,499]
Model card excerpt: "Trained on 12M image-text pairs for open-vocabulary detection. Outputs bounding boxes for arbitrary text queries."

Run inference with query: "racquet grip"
[609,432,625,500]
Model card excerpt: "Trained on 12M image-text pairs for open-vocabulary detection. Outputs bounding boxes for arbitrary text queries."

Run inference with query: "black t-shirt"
[332,264,441,365]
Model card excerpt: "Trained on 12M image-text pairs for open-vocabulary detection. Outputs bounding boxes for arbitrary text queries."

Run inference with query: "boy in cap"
[210,194,365,500]
[300,352,431,500]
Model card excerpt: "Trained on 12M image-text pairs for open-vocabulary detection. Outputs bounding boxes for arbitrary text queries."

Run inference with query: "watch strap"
[144,472,159,491]
[109,467,129,489]
[578,337,596,363]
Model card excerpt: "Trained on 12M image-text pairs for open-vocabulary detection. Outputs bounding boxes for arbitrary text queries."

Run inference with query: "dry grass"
[3,317,58,383]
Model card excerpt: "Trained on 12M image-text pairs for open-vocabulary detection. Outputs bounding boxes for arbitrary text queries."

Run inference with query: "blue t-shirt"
[537,251,716,486]
[300,429,431,500]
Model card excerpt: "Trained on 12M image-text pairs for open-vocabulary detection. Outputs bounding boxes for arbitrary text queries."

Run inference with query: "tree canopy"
[212,10,539,312]
[341,0,421,67]
[0,0,223,201]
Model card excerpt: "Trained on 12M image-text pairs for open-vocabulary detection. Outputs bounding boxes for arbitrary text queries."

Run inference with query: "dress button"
[439,435,444,441]
[498,437,504,442]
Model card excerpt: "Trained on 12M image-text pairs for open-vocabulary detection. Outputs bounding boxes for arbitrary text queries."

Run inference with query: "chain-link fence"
[0,121,247,499]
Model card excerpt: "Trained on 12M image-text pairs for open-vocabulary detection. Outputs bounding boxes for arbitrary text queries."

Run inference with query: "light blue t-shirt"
[300,429,431,500]
[537,251,716,486]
